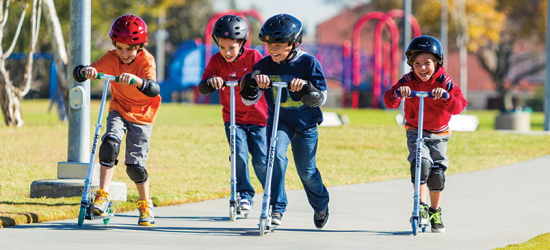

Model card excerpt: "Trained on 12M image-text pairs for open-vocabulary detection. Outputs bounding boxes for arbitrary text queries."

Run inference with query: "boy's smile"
[218,38,242,62]
[412,53,437,82]
[267,43,293,63]
[115,42,138,65]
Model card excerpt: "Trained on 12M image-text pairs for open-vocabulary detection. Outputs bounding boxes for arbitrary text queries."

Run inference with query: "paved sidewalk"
[2,156,550,250]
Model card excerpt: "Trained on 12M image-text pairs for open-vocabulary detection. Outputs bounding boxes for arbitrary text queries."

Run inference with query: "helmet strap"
[282,44,297,64]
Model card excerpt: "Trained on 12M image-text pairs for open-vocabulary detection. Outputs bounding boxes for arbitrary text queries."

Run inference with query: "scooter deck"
[84,202,118,221]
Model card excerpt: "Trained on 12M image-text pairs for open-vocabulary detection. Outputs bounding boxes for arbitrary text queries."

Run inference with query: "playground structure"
[160,9,421,109]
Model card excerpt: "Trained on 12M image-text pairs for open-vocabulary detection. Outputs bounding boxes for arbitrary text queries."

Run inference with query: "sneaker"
[314,208,330,229]
[420,202,429,224]
[240,199,252,211]
[271,212,282,226]
[137,200,155,226]
[429,207,445,233]
[93,189,110,216]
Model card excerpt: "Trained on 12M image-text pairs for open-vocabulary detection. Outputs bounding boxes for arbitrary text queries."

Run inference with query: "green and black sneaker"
[429,207,445,233]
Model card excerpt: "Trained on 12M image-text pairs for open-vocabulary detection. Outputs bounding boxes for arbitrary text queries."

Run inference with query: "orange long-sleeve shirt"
[91,49,161,125]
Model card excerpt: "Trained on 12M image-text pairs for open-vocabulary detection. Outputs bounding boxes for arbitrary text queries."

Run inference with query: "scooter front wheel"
[259,218,267,236]
[411,218,418,236]
[229,205,236,222]
[77,206,85,228]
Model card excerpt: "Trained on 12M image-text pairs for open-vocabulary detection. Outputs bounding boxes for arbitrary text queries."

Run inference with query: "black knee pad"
[126,164,148,184]
[410,158,432,184]
[99,136,120,167]
[427,168,445,191]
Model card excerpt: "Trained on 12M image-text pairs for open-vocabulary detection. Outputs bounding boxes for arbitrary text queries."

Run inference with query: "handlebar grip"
[396,90,449,99]
[114,76,135,85]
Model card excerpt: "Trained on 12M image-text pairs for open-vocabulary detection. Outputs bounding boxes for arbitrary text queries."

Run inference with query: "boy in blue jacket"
[240,14,330,229]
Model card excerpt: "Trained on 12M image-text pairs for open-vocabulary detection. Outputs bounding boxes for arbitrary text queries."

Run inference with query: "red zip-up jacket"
[383,67,467,133]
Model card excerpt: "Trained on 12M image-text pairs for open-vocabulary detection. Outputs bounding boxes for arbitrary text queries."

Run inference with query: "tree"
[0,0,41,127]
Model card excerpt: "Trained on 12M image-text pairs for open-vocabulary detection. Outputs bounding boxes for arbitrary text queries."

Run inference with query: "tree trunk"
[0,62,23,126]
[42,0,69,118]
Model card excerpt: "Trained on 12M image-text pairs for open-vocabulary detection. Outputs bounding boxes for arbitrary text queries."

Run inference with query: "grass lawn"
[1,100,549,249]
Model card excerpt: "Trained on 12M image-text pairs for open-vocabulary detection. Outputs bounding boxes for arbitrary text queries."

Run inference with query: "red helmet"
[109,15,148,45]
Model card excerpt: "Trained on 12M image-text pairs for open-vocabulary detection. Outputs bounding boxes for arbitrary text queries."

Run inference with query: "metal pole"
[400,0,412,124]
[67,0,91,162]
[156,12,167,82]
[403,0,412,75]
[441,0,448,68]
[545,0,550,131]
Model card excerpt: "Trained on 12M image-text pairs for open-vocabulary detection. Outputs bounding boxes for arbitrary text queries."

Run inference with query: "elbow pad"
[72,65,87,82]
[140,78,160,97]
[297,82,323,107]
[198,77,216,95]
[239,70,260,101]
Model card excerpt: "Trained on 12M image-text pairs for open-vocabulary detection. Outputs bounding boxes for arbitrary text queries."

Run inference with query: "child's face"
[266,42,293,63]
[218,38,242,62]
[412,53,437,82]
[114,42,139,64]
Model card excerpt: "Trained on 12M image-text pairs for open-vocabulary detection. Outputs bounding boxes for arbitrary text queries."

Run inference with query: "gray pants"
[406,129,451,171]
[103,111,153,167]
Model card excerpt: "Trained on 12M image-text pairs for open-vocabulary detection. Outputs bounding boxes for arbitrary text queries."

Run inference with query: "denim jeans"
[267,121,330,214]
[224,122,267,202]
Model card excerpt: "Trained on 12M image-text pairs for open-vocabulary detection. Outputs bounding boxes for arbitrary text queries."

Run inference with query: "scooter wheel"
[259,218,267,236]
[229,205,236,222]
[244,212,249,219]
[411,218,418,236]
[103,207,112,225]
[77,206,85,228]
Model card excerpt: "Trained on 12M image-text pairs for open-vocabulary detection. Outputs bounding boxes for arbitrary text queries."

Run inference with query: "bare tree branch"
[2,3,26,60]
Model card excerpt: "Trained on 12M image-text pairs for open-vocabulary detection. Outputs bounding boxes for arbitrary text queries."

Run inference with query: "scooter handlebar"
[396,90,449,99]
[81,71,135,85]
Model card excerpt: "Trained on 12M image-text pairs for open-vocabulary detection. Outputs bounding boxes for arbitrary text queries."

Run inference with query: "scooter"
[77,73,134,228]
[398,90,448,236]
[258,79,288,236]
[226,80,250,221]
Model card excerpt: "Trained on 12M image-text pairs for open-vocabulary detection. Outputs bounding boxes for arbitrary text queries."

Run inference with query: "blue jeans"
[224,123,267,202]
[267,121,330,214]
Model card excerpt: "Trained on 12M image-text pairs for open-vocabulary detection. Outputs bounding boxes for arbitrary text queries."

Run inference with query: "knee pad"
[427,168,445,191]
[126,164,148,184]
[410,158,432,184]
[99,136,120,167]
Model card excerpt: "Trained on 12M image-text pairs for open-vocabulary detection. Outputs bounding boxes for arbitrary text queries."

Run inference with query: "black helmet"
[405,35,443,66]
[212,15,249,45]
[259,14,303,46]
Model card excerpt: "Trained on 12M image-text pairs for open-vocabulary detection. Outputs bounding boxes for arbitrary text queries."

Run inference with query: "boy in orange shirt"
[73,14,161,226]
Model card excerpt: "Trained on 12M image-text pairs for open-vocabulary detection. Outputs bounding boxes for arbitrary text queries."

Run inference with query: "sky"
[212,0,367,41]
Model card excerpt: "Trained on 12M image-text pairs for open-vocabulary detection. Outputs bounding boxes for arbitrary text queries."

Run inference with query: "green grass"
[1,100,549,250]
[494,234,550,250]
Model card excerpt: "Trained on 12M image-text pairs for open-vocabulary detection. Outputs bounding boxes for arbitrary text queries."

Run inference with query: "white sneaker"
[240,199,252,211]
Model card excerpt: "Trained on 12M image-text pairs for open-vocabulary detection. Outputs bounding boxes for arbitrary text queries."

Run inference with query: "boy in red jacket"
[383,35,467,233]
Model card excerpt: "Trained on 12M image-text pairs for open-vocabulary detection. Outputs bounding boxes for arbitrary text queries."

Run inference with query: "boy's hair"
[111,41,145,50]
[407,51,440,66]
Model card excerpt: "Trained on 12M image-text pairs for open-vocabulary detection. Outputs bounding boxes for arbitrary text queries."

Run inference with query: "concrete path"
[2,156,550,250]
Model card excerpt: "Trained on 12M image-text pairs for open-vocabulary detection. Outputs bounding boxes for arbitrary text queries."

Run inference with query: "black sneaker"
[271,212,282,226]
[429,207,445,233]
[314,208,330,229]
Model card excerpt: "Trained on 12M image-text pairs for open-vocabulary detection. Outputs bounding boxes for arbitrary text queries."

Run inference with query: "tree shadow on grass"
[0,201,79,206]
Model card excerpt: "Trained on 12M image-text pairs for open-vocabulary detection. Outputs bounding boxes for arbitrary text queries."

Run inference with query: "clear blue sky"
[212,0,367,41]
